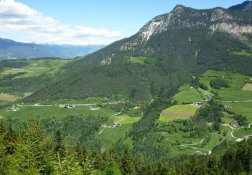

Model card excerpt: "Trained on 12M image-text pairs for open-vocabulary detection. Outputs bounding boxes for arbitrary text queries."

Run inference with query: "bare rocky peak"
[210,8,233,22]
[120,3,252,51]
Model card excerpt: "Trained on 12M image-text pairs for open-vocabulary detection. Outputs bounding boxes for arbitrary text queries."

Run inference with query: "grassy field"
[232,50,252,57]
[98,114,140,149]
[173,85,203,104]
[163,104,198,114]
[222,116,238,126]
[202,133,222,150]
[0,93,19,102]
[234,127,252,138]
[27,97,107,105]
[128,56,148,64]
[223,102,252,123]
[219,89,252,101]
[0,59,71,98]
[0,59,70,79]
[243,83,252,91]
[200,70,252,123]
[0,105,116,121]
[159,105,198,122]
[199,70,249,90]
[159,115,190,122]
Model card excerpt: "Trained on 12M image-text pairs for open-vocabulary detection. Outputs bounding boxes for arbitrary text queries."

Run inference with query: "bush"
[233,114,247,126]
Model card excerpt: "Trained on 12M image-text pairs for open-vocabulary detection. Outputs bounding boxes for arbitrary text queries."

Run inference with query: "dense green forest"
[0,120,251,175]
[1,2,252,174]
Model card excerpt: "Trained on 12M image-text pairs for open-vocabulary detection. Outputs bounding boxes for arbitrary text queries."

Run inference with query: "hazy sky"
[0,0,247,45]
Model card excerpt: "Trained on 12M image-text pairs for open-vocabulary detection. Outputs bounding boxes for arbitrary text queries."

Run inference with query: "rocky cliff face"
[120,4,252,51]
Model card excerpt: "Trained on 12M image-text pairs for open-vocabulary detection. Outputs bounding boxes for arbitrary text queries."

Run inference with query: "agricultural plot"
[222,116,238,126]
[232,50,252,58]
[0,105,116,121]
[128,56,148,64]
[243,83,252,91]
[0,59,70,79]
[200,70,252,122]
[127,56,156,65]
[159,104,198,122]
[223,102,252,123]
[98,114,140,149]
[199,70,249,89]
[234,127,252,138]
[173,85,203,104]
[28,97,107,105]
[0,93,19,102]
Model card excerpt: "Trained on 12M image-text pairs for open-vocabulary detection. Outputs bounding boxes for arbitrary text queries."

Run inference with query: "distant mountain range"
[26,1,252,101]
[0,38,104,60]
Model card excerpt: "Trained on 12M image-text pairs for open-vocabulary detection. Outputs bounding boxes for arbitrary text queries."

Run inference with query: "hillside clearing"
[159,105,198,122]
[0,93,19,102]
[243,83,252,91]
[173,85,203,104]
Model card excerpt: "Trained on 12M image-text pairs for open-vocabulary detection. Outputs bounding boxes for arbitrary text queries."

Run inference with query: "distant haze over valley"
[0,38,104,60]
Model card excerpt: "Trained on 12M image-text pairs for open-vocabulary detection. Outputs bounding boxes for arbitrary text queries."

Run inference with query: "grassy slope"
[0,106,116,120]
[0,59,71,99]
[159,105,198,122]
[243,83,252,91]
[173,85,203,104]
[98,114,141,149]
[0,59,70,79]
[0,93,19,102]
[200,70,252,122]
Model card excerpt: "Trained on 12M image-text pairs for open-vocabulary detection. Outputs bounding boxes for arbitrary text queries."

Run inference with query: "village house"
[58,104,76,109]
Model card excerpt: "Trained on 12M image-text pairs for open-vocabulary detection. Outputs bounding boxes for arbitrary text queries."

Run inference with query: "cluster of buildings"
[8,105,19,112]
[58,104,75,109]
[107,122,121,128]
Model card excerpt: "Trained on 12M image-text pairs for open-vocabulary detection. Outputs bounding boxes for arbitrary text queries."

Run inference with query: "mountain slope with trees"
[28,1,252,102]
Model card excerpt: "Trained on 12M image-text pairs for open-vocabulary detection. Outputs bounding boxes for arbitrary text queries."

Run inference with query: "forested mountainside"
[1,1,252,175]
[0,121,251,175]
[0,38,104,60]
[28,1,252,101]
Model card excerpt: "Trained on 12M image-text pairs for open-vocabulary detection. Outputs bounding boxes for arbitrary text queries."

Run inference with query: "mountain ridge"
[0,38,105,60]
[27,1,252,101]
[229,0,252,11]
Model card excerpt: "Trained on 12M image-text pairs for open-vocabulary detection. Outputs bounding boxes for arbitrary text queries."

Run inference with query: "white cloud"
[0,0,123,45]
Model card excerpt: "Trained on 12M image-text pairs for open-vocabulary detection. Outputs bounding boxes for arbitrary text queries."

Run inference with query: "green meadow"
[173,85,203,104]
[0,105,116,121]
[0,59,70,79]
[199,70,252,122]
[159,104,198,122]
[0,93,19,102]
[234,127,252,138]
[98,114,141,148]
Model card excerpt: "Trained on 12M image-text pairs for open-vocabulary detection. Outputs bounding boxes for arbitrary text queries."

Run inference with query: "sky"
[0,0,247,45]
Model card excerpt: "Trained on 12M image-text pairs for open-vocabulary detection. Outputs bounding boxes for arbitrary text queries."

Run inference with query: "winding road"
[180,138,212,154]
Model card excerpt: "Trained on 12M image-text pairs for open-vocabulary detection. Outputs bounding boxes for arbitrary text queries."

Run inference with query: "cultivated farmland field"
[159,104,198,122]
[243,83,252,91]
[0,59,70,79]
[173,84,203,104]
[199,70,252,122]
[0,105,116,121]
[98,114,141,148]
[0,93,19,102]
